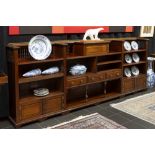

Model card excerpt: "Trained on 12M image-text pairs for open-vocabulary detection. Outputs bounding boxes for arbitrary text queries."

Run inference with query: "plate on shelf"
[22,68,42,77]
[28,35,52,60]
[42,67,59,75]
[131,66,139,76]
[125,54,132,63]
[124,41,131,51]
[131,41,139,50]
[132,53,140,63]
[33,88,49,97]
[124,67,131,77]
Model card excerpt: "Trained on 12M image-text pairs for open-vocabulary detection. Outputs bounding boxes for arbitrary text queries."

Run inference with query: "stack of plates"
[33,88,49,97]
[70,64,87,76]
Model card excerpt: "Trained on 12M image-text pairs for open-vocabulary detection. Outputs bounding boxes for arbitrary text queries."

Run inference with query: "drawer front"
[88,72,105,83]
[85,44,109,56]
[88,75,100,83]
[106,70,121,80]
[43,96,63,114]
[20,101,42,121]
[122,78,135,93]
[67,77,87,88]
[135,75,146,90]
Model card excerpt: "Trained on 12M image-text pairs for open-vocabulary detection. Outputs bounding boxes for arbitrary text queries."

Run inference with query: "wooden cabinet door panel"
[135,75,146,90]
[20,101,42,121]
[122,78,135,93]
[43,96,63,114]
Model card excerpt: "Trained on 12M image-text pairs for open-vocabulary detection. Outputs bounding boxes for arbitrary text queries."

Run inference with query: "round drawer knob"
[71,82,74,85]
[91,77,95,80]
[80,80,84,83]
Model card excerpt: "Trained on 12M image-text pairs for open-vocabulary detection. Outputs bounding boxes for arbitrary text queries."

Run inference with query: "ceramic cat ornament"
[83,28,104,40]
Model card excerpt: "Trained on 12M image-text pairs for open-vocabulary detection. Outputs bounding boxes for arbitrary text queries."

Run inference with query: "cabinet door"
[122,78,135,93]
[135,75,146,90]
[20,101,42,121]
[43,96,63,114]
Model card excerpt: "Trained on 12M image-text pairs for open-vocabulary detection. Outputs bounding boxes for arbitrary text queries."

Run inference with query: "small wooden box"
[72,40,110,56]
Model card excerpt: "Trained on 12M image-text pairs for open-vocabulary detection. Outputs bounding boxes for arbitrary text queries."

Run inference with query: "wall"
[0,26,154,117]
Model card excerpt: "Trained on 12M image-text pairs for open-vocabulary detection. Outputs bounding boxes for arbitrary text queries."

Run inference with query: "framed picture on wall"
[140,26,154,37]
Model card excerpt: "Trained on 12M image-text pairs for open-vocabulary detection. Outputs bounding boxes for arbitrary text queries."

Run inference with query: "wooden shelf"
[19,72,64,84]
[19,91,64,103]
[0,73,8,85]
[19,57,64,65]
[98,52,122,56]
[67,52,122,60]
[66,99,86,109]
[87,92,120,102]
[123,73,146,79]
[97,60,122,66]
[67,92,121,110]
[124,49,146,53]
[123,61,146,67]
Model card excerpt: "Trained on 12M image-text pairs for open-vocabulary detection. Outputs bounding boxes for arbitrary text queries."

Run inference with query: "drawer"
[106,69,121,79]
[85,44,109,56]
[19,101,42,121]
[67,76,87,88]
[88,72,105,83]
[43,95,63,114]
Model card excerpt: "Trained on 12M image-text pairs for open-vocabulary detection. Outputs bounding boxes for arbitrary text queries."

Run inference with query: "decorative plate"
[124,41,131,51]
[131,66,139,76]
[124,67,131,77]
[22,68,42,77]
[28,35,52,60]
[125,54,132,63]
[132,53,140,63]
[42,67,59,75]
[131,41,138,50]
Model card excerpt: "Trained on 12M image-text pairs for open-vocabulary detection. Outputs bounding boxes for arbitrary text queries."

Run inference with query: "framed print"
[140,26,154,37]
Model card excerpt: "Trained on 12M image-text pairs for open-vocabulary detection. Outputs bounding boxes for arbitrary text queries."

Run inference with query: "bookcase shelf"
[7,37,148,127]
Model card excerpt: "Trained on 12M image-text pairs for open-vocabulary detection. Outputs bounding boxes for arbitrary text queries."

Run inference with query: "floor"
[1,89,155,129]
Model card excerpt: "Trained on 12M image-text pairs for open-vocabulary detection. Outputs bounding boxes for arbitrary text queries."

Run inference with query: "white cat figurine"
[83,28,104,40]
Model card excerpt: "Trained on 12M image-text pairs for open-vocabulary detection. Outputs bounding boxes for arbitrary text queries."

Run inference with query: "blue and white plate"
[42,67,59,75]
[28,35,52,60]
[22,68,42,77]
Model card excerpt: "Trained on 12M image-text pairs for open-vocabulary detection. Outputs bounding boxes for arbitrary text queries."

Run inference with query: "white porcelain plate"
[125,54,132,63]
[131,41,138,50]
[28,35,52,60]
[124,67,131,77]
[132,53,140,63]
[124,41,131,51]
[131,66,139,76]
